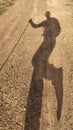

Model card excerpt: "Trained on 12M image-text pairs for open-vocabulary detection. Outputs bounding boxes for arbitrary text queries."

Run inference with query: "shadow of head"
[45,11,51,19]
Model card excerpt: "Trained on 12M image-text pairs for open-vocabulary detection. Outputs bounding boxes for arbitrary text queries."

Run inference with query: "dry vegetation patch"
[0,0,15,15]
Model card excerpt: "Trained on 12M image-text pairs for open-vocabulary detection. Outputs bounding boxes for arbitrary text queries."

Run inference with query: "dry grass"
[0,0,15,15]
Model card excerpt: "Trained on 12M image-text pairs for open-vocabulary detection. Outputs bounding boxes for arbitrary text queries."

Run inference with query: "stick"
[0,22,29,72]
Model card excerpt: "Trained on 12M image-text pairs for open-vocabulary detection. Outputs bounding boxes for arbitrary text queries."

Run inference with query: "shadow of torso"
[32,17,61,79]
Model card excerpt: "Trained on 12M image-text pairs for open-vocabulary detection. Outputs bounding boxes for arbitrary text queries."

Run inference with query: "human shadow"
[24,11,63,130]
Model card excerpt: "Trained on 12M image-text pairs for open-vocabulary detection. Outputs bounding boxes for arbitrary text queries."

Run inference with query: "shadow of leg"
[44,64,63,121]
[24,70,43,130]
[53,67,63,121]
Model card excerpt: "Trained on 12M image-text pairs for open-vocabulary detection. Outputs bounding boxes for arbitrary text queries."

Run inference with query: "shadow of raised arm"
[29,19,43,28]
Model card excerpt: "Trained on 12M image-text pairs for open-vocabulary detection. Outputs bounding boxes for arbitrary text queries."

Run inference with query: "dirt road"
[0,0,73,130]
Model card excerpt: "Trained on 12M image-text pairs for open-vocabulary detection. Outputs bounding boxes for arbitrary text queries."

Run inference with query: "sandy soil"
[0,0,73,130]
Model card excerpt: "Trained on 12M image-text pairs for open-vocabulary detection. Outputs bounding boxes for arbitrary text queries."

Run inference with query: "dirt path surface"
[0,0,73,130]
